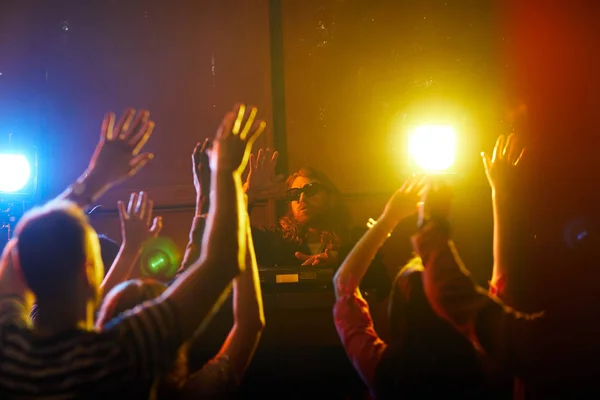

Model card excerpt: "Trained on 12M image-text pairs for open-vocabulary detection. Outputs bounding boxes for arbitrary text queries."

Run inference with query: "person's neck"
[33,300,94,336]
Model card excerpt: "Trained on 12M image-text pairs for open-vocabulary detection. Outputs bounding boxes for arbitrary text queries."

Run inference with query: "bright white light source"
[0,154,31,192]
[408,125,456,172]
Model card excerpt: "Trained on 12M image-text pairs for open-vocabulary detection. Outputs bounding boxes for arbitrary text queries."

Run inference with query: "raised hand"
[382,175,427,223]
[418,179,453,227]
[88,109,156,188]
[295,249,339,267]
[117,191,162,251]
[244,148,285,203]
[210,104,266,174]
[481,133,525,198]
[192,139,212,213]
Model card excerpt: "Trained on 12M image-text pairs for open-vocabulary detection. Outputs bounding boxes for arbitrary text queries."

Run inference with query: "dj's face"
[288,176,330,225]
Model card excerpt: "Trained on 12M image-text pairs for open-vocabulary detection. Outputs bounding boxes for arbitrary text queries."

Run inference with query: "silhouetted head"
[374,256,486,397]
[96,278,166,326]
[97,278,190,397]
[15,200,104,317]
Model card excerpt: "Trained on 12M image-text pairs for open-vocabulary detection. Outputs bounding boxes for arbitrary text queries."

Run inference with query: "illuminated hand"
[243,148,285,203]
[295,249,339,267]
[118,191,162,251]
[382,175,427,223]
[192,139,212,213]
[210,104,266,174]
[481,133,525,199]
[88,109,156,187]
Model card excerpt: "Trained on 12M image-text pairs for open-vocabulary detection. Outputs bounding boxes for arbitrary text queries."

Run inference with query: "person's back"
[372,265,500,399]
[0,201,182,399]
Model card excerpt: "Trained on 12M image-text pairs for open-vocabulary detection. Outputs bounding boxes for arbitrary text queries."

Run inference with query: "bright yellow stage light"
[408,125,456,172]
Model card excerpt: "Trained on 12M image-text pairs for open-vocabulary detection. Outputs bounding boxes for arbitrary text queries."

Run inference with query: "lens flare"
[408,125,456,172]
[0,154,31,192]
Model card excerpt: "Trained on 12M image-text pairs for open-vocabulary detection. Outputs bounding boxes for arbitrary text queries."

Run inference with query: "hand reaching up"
[382,175,427,223]
[117,191,162,251]
[88,109,156,188]
[210,104,266,174]
[244,148,285,203]
[192,139,212,213]
[418,179,453,227]
[481,133,525,199]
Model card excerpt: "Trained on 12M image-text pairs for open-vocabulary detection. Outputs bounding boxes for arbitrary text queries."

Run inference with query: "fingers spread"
[130,121,155,156]
[240,106,258,140]
[295,251,311,261]
[270,150,279,166]
[128,153,154,177]
[101,112,116,141]
[481,151,492,176]
[127,192,138,215]
[492,135,506,163]
[256,148,265,167]
[117,200,127,222]
[217,112,235,139]
[135,191,147,218]
[513,148,526,166]
[114,108,136,139]
[504,133,516,160]
[246,120,266,146]
[232,104,247,135]
[150,216,163,236]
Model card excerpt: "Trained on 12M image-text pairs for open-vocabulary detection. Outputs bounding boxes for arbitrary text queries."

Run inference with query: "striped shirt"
[0,296,183,399]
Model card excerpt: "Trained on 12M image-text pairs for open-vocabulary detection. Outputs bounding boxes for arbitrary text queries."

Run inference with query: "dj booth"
[188,266,370,399]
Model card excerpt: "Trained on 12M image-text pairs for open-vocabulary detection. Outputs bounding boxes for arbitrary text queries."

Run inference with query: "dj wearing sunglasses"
[285,182,326,203]
[250,164,391,301]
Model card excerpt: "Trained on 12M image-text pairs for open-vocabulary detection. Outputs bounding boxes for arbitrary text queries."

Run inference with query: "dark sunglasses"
[286,182,325,202]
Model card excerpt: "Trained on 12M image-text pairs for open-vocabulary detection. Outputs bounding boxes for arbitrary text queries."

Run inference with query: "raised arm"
[101,191,162,297]
[332,176,423,389]
[179,140,212,272]
[160,104,266,339]
[482,134,528,304]
[218,217,265,370]
[334,176,424,299]
[412,182,553,381]
[183,216,265,397]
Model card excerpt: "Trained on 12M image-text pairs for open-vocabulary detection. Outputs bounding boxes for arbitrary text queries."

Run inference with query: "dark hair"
[97,278,166,325]
[97,279,188,398]
[15,201,90,303]
[373,256,486,397]
[279,166,352,249]
[98,234,121,273]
